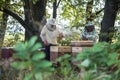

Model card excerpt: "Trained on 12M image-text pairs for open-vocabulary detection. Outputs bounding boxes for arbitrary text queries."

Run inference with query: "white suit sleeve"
[56,26,61,37]
[40,26,46,41]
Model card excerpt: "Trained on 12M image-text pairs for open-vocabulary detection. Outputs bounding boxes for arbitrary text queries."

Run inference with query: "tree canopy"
[0,0,120,47]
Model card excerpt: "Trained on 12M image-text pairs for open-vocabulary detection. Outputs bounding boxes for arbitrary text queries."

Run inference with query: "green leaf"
[11,61,31,70]
[24,73,33,80]
[107,52,118,66]
[81,58,91,67]
[31,43,42,52]
[37,61,52,68]
[35,72,43,80]
[32,53,45,61]
[84,71,91,80]
[56,57,62,62]
[28,36,38,48]
[13,42,25,51]
[92,43,104,53]
[13,51,30,60]
[76,52,87,60]
[62,54,71,59]
[56,54,71,62]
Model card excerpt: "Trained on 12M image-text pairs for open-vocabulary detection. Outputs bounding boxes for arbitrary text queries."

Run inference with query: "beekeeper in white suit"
[40,18,63,60]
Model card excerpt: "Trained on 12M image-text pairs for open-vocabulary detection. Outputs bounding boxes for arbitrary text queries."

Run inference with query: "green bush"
[11,36,54,80]
[73,41,120,80]
[7,35,120,80]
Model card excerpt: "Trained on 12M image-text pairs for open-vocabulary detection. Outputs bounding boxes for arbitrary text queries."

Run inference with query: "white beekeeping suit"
[81,22,99,42]
[40,18,61,45]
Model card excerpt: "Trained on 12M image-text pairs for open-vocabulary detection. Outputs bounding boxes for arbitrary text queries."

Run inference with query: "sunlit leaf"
[32,53,45,61]
[28,36,37,48]
[24,73,33,80]
[35,72,42,80]
[13,42,25,51]
[30,43,42,52]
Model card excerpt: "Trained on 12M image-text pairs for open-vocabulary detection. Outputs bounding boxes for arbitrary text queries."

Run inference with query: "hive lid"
[70,40,94,46]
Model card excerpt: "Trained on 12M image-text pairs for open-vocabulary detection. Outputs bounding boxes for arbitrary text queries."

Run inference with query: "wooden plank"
[50,46,58,52]
[70,40,94,47]
[58,46,71,52]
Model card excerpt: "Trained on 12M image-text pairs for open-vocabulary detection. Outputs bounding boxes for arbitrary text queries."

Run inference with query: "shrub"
[10,36,54,80]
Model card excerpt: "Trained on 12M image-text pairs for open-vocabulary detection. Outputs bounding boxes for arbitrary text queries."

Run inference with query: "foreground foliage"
[1,36,120,80]
[11,36,54,80]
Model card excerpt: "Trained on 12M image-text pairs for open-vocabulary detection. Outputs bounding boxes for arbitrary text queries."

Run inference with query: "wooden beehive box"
[58,46,71,52]
[50,46,72,63]
[58,46,72,56]
[71,41,94,66]
[70,40,94,47]
[72,47,83,57]
[50,46,58,63]
[71,40,94,58]
[72,47,92,57]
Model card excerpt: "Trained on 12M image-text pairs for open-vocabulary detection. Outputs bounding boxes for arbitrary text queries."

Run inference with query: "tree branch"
[0,7,32,35]
[56,0,61,8]
[95,8,104,15]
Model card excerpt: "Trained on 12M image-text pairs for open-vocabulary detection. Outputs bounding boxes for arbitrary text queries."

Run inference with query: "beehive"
[71,40,94,65]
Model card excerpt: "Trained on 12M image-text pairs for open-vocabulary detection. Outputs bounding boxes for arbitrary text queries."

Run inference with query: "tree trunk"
[52,0,61,19]
[99,0,118,42]
[0,0,47,44]
[0,13,8,59]
[0,0,9,48]
[24,0,46,43]
[53,0,57,18]
[0,0,9,59]
[0,13,8,47]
